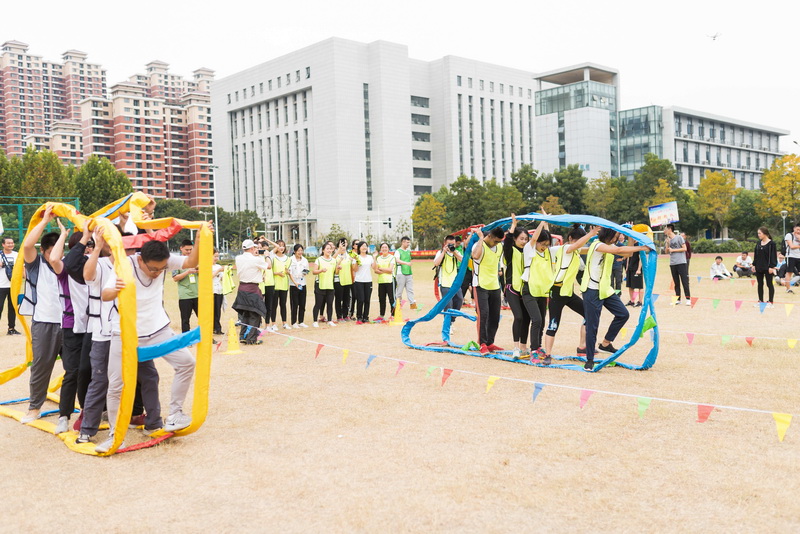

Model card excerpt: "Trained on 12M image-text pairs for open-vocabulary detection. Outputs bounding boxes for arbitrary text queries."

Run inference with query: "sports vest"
[317,256,336,290]
[376,255,395,284]
[527,247,553,297]
[580,241,615,299]
[272,255,290,291]
[439,252,460,288]
[510,247,524,292]
[553,246,582,298]
[338,255,353,286]
[19,255,62,323]
[397,248,412,276]
[222,265,235,295]
[475,242,502,290]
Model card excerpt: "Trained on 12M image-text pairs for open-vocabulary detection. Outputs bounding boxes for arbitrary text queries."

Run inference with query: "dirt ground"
[1,253,798,533]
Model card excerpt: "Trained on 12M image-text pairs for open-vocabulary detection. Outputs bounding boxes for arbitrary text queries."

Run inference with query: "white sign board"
[647,201,679,227]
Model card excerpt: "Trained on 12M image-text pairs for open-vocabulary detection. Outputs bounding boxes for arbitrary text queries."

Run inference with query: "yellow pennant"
[788,339,797,350]
[619,327,627,339]
[486,376,499,393]
[342,349,349,364]
[671,295,679,305]
[773,413,792,442]
[786,304,795,317]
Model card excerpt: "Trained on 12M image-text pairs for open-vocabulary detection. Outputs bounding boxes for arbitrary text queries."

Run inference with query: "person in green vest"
[394,236,416,309]
[521,219,556,362]
[501,214,530,359]
[334,238,354,321]
[543,224,599,362]
[172,239,199,333]
[375,242,397,321]
[580,227,649,370]
[311,241,337,327]
[471,226,505,355]
[433,234,463,321]
[266,239,291,330]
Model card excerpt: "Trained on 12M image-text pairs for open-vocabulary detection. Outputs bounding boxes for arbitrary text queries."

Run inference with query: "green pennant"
[721,335,732,345]
[639,315,657,338]
[637,397,652,418]
[425,365,438,378]
[712,299,720,309]
[283,337,293,346]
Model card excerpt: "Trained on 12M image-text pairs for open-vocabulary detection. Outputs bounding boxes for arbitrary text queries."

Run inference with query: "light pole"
[395,189,415,245]
[210,164,220,250]
[781,210,788,239]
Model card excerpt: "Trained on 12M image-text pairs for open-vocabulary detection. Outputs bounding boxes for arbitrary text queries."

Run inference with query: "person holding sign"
[664,224,691,306]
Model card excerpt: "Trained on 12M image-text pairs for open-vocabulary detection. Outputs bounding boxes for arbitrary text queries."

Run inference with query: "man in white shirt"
[0,236,20,335]
[710,256,732,280]
[233,239,269,344]
[734,251,754,278]
[784,223,800,293]
[99,233,208,453]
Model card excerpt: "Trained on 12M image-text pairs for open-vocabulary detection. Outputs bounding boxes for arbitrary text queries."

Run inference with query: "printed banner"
[648,201,679,227]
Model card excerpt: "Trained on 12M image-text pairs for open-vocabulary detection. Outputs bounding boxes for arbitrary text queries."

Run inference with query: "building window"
[411,114,430,126]
[363,83,373,211]
[468,77,473,88]
[413,168,432,178]
[410,96,429,108]
[259,82,264,94]
[489,82,494,93]
[480,80,484,91]
[296,70,301,82]
[457,75,462,87]
[306,66,311,79]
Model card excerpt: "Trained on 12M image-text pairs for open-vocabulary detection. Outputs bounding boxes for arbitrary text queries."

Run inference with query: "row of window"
[456,75,533,99]
[230,91,309,138]
[674,115,778,151]
[227,67,311,105]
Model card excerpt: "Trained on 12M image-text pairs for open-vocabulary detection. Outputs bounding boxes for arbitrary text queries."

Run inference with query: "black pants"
[441,285,464,317]
[460,269,474,302]
[239,310,262,343]
[178,297,198,333]
[313,286,335,322]
[521,285,548,350]
[546,290,585,336]
[76,330,92,408]
[378,281,396,317]
[756,270,775,303]
[475,286,501,346]
[271,289,288,323]
[348,285,357,318]
[263,286,274,323]
[353,281,372,322]
[611,268,623,291]
[505,286,529,344]
[670,263,691,299]
[213,293,223,333]
[290,285,307,324]
[59,328,84,418]
[584,289,629,364]
[334,282,352,320]
[0,287,16,329]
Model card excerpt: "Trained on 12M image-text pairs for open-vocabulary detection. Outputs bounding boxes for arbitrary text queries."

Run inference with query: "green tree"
[412,193,447,249]
[674,189,704,237]
[584,172,619,219]
[74,155,134,215]
[320,223,348,245]
[154,198,203,246]
[483,179,525,223]
[696,169,737,234]
[443,175,485,229]
[215,207,263,250]
[509,164,546,213]
[644,178,677,216]
[760,154,800,221]
[728,189,763,241]
[540,164,587,214]
[18,147,75,199]
[540,195,566,215]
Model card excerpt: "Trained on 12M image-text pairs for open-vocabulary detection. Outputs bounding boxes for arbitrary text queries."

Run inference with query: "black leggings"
[270,289,288,323]
[670,263,691,299]
[546,290,585,336]
[263,286,274,323]
[378,281,396,317]
[504,286,529,344]
[213,293,223,333]
[521,284,548,350]
[353,282,372,322]
[475,286,501,346]
[756,270,775,303]
[313,286,335,322]
[348,285,357,318]
[334,282,352,320]
[290,285,307,324]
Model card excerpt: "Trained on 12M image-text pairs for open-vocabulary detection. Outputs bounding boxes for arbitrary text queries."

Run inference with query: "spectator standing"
[0,236,20,335]
[680,232,693,269]
[783,223,800,293]
[664,224,691,306]
[753,227,777,308]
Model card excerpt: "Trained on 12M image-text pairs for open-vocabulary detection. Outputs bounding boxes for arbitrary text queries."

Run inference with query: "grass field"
[1,252,798,532]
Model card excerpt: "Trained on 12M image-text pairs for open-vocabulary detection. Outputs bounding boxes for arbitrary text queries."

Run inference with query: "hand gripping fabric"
[401,213,659,372]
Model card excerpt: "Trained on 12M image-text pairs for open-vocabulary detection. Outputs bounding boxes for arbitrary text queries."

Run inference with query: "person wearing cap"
[233,239,270,344]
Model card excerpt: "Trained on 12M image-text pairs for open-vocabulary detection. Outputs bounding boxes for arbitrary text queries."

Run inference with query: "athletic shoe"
[270,325,279,333]
[635,302,643,307]
[144,424,164,437]
[512,348,521,359]
[576,347,587,355]
[787,289,794,294]
[20,411,40,424]
[520,349,531,358]
[753,302,762,308]
[597,342,618,354]
[373,317,384,323]
[313,322,319,328]
[672,299,681,306]
[54,416,69,434]
[685,300,691,306]
[626,301,634,307]
[584,361,595,371]
[76,433,92,444]
[298,323,309,328]
[95,436,125,454]
[73,413,83,431]
[487,344,504,352]
[327,321,337,327]
[129,414,145,428]
[356,321,364,325]
[542,354,552,366]
[213,329,223,335]
[479,343,490,355]
[164,412,191,432]
[284,324,292,330]
[7,328,21,335]
[410,303,418,310]
[767,303,774,309]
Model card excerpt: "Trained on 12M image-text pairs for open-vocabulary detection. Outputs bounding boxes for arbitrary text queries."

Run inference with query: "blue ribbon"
[137,327,201,362]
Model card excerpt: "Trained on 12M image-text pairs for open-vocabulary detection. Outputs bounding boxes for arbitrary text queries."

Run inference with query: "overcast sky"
[7,0,800,151]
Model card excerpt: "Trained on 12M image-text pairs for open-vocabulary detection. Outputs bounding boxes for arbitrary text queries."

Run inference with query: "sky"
[6,0,800,151]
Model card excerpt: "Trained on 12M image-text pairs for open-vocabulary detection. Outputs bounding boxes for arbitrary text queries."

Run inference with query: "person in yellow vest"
[581,227,650,370]
[312,241,337,327]
[502,214,530,359]
[375,242,397,322]
[433,234,463,321]
[471,226,505,355]
[268,239,292,330]
[334,238,354,321]
[521,220,557,361]
[543,224,599,364]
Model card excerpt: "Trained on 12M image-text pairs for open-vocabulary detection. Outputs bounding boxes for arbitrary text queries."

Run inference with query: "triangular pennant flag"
[283,336,293,346]
[745,337,755,347]
[315,343,324,359]
[652,293,660,303]
[366,354,377,369]
[425,365,437,378]
[686,332,695,345]
[532,383,544,403]
[579,389,594,409]
[788,339,797,349]
[619,327,627,339]
[441,368,453,386]
[342,349,349,364]
[671,295,679,305]
[697,404,714,423]
[669,280,675,291]
[785,304,794,317]
[697,276,702,283]
[751,279,756,287]
[637,397,652,418]
[395,361,405,375]
[773,413,792,442]
[690,297,699,308]
[712,299,720,309]
[640,316,657,338]
[713,277,719,283]
[486,376,499,393]
[759,302,767,314]
[721,335,732,345]
[734,300,743,312]
[729,277,734,283]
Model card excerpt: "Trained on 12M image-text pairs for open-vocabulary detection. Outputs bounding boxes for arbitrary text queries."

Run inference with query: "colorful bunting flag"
[713,277,719,283]
[315,343,324,359]
[342,349,349,364]
[425,366,437,378]
[745,337,755,347]
[366,354,377,369]
[619,327,627,339]
[671,295,679,305]
[690,297,699,308]
[283,337,293,346]
[759,302,767,314]
[786,304,794,317]
[686,332,695,345]
[750,279,756,287]
[696,276,702,283]
[441,368,453,386]
[773,413,792,442]
[788,339,798,349]
[395,361,405,375]
[637,397,652,418]
[712,299,720,309]
[486,376,499,393]
[652,294,660,303]
[721,335,732,345]
[734,300,743,312]
[640,316,657,338]
[532,383,544,403]
[697,404,715,423]
[579,389,594,409]
[669,280,675,291]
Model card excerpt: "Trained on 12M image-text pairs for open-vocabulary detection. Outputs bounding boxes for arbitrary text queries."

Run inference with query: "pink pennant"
[690,297,699,308]
[669,280,675,291]
[697,404,715,423]
[395,361,406,375]
[734,300,743,312]
[751,279,756,287]
[745,337,755,347]
[580,389,595,409]
[686,332,695,345]
[315,343,324,359]
[713,277,719,283]
[441,368,453,386]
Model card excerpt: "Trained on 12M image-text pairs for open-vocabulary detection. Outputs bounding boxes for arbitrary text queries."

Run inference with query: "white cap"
[242,239,256,250]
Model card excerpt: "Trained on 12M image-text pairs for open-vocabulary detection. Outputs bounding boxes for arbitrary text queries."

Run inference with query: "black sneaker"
[542,354,552,366]
[626,301,634,307]
[7,328,20,335]
[634,302,643,307]
[584,360,594,370]
[576,346,586,355]
[597,342,618,354]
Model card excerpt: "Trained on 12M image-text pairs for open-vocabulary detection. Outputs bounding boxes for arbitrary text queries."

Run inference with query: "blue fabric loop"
[137,327,201,362]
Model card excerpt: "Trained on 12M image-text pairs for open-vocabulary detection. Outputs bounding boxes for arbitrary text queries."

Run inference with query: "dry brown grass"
[1,254,799,533]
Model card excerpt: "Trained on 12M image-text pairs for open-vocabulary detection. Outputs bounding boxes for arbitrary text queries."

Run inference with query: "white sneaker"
[512,348,521,359]
[685,300,691,306]
[292,323,300,329]
[54,416,69,434]
[327,321,337,327]
[299,323,309,328]
[753,302,762,308]
[313,322,319,328]
[284,324,292,330]
[767,303,774,308]
[95,436,125,453]
[164,412,191,432]
[20,411,40,424]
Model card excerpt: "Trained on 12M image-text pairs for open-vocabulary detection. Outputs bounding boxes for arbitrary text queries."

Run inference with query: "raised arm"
[84,226,106,283]
[566,226,599,253]
[471,227,485,261]
[181,222,212,269]
[23,205,55,264]
[47,218,69,275]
